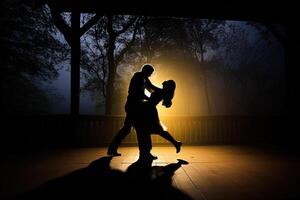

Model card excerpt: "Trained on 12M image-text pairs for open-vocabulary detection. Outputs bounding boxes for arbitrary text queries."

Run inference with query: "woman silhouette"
[134,80,182,160]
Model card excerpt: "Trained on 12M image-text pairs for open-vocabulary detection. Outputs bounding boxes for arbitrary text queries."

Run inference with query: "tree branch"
[80,14,102,36]
[115,16,138,35]
[263,23,286,48]
[115,18,140,65]
[50,8,72,45]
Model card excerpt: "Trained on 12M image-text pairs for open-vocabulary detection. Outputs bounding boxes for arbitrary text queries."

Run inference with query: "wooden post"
[71,10,80,115]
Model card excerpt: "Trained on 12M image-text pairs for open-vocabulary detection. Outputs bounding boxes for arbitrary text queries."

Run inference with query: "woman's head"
[162,80,176,108]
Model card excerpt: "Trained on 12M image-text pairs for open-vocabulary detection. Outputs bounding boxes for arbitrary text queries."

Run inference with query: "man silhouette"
[107,64,160,158]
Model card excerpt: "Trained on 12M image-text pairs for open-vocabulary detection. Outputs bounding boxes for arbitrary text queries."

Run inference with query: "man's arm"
[129,73,150,101]
[145,77,160,92]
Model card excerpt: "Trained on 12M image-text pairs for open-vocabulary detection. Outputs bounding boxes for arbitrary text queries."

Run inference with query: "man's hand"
[163,101,172,108]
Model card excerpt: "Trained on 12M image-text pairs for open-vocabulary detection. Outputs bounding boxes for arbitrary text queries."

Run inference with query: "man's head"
[141,64,154,77]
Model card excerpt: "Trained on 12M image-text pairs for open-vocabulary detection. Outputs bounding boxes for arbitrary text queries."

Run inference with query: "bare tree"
[81,15,142,115]
[185,19,225,114]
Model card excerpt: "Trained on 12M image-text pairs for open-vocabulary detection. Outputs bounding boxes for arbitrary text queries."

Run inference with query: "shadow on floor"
[11,156,191,200]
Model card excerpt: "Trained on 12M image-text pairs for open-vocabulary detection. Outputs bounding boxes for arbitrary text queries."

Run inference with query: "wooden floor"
[1,145,300,200]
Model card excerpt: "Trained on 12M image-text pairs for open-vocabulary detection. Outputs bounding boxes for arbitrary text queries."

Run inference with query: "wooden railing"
[1,115,286,150]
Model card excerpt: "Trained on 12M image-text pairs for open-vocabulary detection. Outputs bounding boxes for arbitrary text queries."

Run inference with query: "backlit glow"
[144,89,151,98]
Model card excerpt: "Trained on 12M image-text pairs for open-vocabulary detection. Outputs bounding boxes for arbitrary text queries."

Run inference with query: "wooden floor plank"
[173,167,206,200]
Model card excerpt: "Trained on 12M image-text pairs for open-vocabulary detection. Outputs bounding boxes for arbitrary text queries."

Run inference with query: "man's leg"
[107,115,132,156]
[136,127,157,160]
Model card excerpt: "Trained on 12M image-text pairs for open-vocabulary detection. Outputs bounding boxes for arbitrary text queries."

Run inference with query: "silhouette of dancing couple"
[107,64,182,161]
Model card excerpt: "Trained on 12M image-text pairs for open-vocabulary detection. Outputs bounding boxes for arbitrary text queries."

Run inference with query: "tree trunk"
[200,48,212,115]
[200,47,204,62]
[70,10,80,116]
[105,48,116,115]
[203,69,212,114]
[105,71,115,115]
[105,15,116,115]
[222,71,231,114]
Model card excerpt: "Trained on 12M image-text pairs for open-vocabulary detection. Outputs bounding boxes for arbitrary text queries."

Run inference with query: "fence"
[1,115,286,150]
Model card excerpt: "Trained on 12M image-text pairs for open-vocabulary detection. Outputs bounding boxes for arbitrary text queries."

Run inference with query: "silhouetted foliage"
[81,16,192,114]
[80,15,142,115]
[79,17,285,115]
[0,0,68,115]
[185,19,225,114]
[210,22,285,114]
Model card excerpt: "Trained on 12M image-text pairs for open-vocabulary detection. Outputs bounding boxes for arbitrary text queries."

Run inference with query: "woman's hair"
[162,80,176,108]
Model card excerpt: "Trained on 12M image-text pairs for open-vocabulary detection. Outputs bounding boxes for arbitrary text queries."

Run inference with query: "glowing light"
[160,121,168,131]
[146,61,206,116]
[119,61,206,116]
[144,89,151,98]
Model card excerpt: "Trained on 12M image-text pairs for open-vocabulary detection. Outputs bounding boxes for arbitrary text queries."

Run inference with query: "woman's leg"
[155,129,182,153]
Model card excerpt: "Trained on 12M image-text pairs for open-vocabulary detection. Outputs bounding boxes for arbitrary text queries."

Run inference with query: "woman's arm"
[145,77,160,92]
